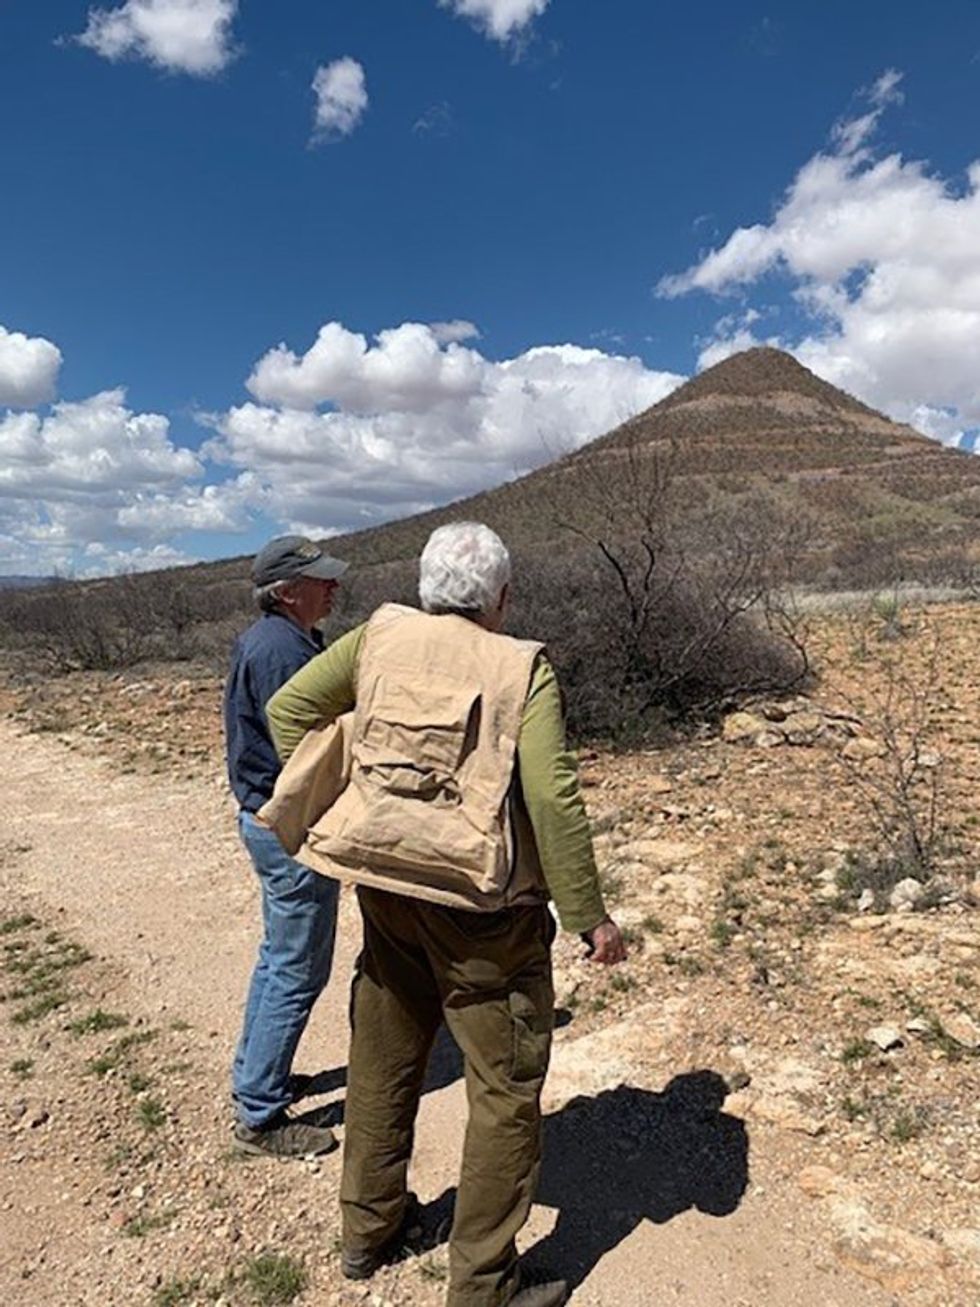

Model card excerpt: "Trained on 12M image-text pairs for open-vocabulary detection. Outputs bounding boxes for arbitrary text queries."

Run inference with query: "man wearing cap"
[224,534,348,1158]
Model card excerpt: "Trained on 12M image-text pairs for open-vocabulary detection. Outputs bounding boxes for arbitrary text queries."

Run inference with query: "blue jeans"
[232,811,340,1128]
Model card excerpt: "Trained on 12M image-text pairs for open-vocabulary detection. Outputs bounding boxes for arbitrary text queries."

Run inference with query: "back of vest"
[305,604,543,911]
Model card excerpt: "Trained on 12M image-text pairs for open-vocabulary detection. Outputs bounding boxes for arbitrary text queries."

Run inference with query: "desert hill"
[292,347,980,588]
[3,347,979,691]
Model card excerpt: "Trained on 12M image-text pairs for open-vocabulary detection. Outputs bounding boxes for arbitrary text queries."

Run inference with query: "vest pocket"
[356,678,481,796]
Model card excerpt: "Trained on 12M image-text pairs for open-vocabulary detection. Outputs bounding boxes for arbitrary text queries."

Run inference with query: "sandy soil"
[0,718,909,1307]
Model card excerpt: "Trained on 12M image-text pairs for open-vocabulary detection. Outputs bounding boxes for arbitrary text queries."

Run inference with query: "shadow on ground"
[526,1070,750,1289]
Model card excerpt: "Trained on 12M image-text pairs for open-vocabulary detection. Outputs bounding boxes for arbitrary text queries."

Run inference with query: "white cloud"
[0,319,683,575]
[0,325,62,408]
[439,0,549,43]
[0,389,200,496]
[312,58,368,141]
[429,319,481,345]
[75,0,238,76]
[207,320,683,533]
[659,71,980,444]
[0,389,214,574]
[115,473,259,536]
[247,321,488,412]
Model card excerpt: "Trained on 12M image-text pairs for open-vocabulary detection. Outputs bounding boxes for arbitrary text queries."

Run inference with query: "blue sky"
[2,0,979,574]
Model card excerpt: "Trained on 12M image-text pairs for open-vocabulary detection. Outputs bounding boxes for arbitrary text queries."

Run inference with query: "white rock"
[942,1011,980,1050]
[866,1025,903,1052]
[889,878,925,912]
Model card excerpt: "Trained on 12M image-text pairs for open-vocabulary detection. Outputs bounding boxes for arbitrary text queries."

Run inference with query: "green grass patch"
[136,1097,167,1131]
[123,1208,175,1238]
[641,913,664,934]
[841,1095,867,1121]
[0,914,37,936]
[87,1029,157,1077]
[891,1107,929,1143]
[241,1253,308,1305]
[127,1071,152,1093]
[10,1057,34,1079]
[68,1009,129,1037]
[153,1277,201,1307]
[11,990,70,1024]
[710,919,737,949]
[841,1038,875,1064]
[104,1143,134,1171]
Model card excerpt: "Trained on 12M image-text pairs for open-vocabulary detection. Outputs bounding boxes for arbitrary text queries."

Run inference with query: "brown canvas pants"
[341,886,556,1307]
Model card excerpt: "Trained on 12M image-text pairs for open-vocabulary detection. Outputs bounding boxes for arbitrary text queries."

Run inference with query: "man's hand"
[582,917,627,965]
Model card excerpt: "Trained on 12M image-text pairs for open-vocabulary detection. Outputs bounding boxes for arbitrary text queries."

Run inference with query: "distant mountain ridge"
[0,575,59,590]
[316,346,980,576]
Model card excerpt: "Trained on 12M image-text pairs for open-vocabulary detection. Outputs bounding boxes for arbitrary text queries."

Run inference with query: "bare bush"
[0,570,250,674]
[515,434,814,739]
[833,608,949,889]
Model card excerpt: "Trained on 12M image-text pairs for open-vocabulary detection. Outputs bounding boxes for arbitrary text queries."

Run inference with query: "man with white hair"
[265,522,626,1307]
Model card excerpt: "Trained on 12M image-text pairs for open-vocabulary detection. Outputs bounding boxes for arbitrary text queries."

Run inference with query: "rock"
[542,1001,687,1113]
[917,749,943,769]
[842,737,885,762]
[722,711,770,743]
[889,878,925,912]
[941,1228,980,1264]
[621,838,701,867]
[866,1025,903,1052]
[750,1095,826,1136]
[906,1017,932,1036]
[857,888,875,913]
[941,1011,980,1050]
[783,711,824,743]
[756,730,785,749]
[798,1165,848,1198]
[646,776,673,795]
[831,1201,950,1292]
[673,914,703,935]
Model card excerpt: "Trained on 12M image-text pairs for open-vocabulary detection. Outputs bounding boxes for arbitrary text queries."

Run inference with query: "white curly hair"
[418,521,511,616]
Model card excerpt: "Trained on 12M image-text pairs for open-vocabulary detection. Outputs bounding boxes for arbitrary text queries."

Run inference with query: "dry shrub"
[510,546,807,742]
[833,606,949,884]
[0,570,251,673]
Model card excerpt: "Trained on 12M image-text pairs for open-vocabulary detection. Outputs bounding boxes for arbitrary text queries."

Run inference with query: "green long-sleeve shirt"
[265,622,606,934]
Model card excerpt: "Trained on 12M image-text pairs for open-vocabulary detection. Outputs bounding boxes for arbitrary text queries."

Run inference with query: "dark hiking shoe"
[233,1110,338,1159]
[509,1278,569,1307]
[341,1193,449,1280]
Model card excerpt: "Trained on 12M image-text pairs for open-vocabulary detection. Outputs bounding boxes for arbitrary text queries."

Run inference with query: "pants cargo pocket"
[508,989,553,1084]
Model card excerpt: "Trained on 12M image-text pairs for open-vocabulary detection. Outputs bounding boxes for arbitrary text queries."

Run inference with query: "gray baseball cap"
[251,535,349,587]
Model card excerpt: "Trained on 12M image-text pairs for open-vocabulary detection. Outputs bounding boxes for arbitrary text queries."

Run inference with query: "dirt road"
[0,721,910,1306]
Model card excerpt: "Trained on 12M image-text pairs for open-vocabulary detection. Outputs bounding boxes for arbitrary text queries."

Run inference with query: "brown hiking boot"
[233,1109,338,1159]
[508,1279,569,1307]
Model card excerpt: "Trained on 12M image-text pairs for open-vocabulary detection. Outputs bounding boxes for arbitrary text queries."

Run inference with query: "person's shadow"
[525,1071,749,1290]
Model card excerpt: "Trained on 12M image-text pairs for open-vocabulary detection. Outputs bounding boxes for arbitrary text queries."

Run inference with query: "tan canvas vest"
[260,603,547,912]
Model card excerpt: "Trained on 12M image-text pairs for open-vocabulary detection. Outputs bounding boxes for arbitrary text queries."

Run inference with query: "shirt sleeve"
[516,655,607,935]
[266,624,366,761]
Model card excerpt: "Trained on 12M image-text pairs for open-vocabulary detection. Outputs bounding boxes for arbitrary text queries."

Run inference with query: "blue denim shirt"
[224,613,323,812]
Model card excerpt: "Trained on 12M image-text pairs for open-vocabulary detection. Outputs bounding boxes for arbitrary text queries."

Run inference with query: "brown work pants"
[341,886,555,1307]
